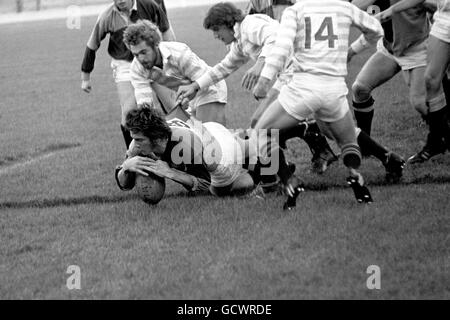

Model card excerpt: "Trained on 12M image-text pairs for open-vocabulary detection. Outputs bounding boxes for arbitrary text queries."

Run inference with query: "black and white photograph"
[0,0,449,302]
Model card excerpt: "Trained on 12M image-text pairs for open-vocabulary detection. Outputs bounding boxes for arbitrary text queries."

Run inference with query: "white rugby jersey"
[434,0,450,29]
[260,0,384,79]
[130,41,208,104]
[196,14,280,90]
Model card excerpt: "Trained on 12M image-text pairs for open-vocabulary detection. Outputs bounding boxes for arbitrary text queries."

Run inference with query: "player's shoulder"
[130,58,149,78]
[96,3,116,23]
[136,0,159,10]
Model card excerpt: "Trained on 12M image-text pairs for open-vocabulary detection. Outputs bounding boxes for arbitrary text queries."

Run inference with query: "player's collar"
[158,43,171,67]
[233,22,242,41]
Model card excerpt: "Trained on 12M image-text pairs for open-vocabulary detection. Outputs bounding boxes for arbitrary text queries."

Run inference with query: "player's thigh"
[404,66,427,115]
[254,99,304,131]
[324,111,358,148]
[425,35,450,94]
[116,81,137,122]
[251,87,280,128]
[195,102,226,125]
[353,52,400,98]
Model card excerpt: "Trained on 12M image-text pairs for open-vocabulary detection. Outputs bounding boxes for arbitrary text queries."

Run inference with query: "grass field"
[0,4,449,299]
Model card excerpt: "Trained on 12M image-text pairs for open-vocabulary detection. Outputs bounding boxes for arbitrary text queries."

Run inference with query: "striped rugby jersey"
[130,42,209,104]
[434,0,450,30]
[196,14,280,90]
[260,0,384,79]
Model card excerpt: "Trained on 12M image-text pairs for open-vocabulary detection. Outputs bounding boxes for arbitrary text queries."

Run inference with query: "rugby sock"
[428,106,450,151]
[353,97,375,136]
[276,148,292,185]
[357,131,389,163]
[279,123,308,149]
[120,125,132,149]
[442,75,450,112]
[341,143,361,169]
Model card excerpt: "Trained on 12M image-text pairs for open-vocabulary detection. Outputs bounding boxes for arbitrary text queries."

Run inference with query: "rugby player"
[176,2,338,175]
[253,0,387,203]
[123,20,228,125]
[81,0,175,149]
[377,0,450,162]
[115,106,262,197]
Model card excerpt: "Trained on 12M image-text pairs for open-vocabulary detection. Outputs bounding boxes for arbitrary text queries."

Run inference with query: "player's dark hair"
[125,104,171,142]
[203,2,245,31]
[123,19,161,49]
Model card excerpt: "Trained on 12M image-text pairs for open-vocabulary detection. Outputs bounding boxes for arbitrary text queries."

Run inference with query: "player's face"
[212,25,235,45]
[130,41,158,70]
[114,0,133,12]
[130,131,167,158]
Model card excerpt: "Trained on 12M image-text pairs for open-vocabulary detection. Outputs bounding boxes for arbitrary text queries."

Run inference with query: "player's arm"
[81,14,108,93]
[151,0,176,41]
[130,59,155,105]
[144,159,206,191]
[254,7,297,99]
[242,18,277,91]
[378,0,425,22]
[178,43,248,102]
[174,44,216,104]
[348,3,384,60]
[350,0,378,10]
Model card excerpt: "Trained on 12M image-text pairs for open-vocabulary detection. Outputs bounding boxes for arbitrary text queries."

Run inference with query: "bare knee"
[409,95,427,116]
[425,73,442,97]
[352,81,372,102]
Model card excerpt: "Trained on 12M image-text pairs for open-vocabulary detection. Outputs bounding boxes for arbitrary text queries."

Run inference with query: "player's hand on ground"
[122,156,155,176]
[253,77,271,100]
[242,59,264,91]
[81,80,92,93]
[144,159,172,178]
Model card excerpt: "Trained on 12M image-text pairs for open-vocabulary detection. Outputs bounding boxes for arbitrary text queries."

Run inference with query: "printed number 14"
[305,17,338,49]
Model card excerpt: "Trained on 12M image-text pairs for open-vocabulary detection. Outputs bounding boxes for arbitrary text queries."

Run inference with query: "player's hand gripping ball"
[135,172,166,205]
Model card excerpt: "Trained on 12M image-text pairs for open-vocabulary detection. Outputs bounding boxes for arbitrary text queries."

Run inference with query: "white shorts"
[111,59,132,83]
[190,80,227,111]
[430,17,450,43]
[278,73,349,123]
[377,38,427,71]
[201,122,246,188]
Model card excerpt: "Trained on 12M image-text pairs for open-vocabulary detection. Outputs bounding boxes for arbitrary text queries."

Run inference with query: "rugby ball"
[135,172,166,205]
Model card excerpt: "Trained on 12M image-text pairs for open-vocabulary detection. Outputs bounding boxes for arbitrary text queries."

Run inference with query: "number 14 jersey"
[261,0,384,79]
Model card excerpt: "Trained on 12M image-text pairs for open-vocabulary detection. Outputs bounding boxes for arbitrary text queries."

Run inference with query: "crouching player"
[123,20,228,125]
[115,106,261,197]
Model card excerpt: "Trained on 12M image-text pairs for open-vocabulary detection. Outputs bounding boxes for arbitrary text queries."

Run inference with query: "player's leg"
[195,102,227,125]
[250,87,279,128]
[191,80,227,125]
[253,86,337,174]
[409,35,450,163]
[323,111,372,203]
[253,99,306,197]
[117,81,137,149]
[404,66,428,117]
[352,51,400,137]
